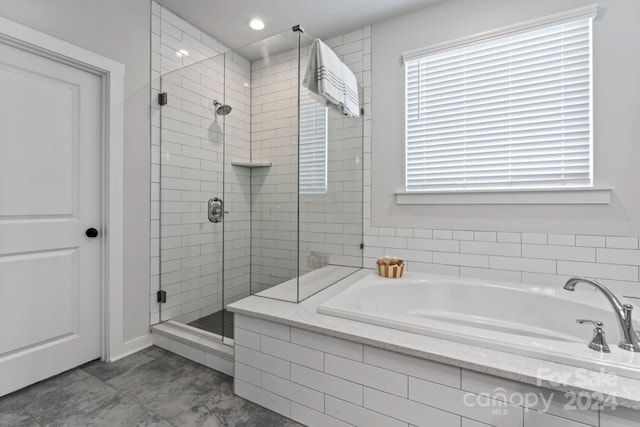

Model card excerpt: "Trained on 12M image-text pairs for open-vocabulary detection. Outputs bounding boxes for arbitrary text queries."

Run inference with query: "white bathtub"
[318,272,640,380]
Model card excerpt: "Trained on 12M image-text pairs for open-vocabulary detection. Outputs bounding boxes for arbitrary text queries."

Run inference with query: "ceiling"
[154,0,443,49]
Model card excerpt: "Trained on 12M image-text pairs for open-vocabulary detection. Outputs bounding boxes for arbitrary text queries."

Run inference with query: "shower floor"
[188,309,234,338]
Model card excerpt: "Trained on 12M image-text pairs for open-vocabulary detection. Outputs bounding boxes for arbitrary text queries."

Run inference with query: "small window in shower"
[299,88,328,194]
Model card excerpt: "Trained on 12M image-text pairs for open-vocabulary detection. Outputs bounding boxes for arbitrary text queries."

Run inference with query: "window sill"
[395,187,613,205]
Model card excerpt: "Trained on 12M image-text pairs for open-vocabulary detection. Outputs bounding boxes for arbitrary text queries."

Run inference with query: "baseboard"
[109,333,153,362]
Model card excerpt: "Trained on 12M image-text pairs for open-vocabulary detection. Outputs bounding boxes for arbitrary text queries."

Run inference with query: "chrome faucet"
[564,277,640,352]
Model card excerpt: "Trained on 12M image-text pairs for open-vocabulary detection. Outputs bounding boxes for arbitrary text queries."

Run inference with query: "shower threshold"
[151,320,235,376]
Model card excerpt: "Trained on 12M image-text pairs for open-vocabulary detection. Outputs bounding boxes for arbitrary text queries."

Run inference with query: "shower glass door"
[158,53,227,339]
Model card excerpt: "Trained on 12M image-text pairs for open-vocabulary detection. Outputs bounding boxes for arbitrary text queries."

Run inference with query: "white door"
[0,38,102,396]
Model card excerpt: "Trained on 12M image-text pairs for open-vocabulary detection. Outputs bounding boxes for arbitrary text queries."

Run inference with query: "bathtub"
[318,271,640,380]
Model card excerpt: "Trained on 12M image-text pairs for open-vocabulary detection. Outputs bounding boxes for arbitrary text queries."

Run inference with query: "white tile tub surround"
[234,312,640,427]
[150,2,252,325]
[230,271,640,427]
[364,230,640,300]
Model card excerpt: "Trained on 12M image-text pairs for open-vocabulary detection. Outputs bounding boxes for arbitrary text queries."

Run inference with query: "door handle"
[208,197,223,223]
[85,228,99,238]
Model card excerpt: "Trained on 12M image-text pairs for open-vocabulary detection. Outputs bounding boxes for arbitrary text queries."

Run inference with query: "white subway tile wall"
[249,47,300,292]
[152,6,366,312]
[297,30,367,275]
[365,228,640,299]
[250,34,366,294]
[234,314,639,427]
[151,3,252,325]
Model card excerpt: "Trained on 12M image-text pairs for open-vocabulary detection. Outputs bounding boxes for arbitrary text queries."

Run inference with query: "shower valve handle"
[208,197,224,223]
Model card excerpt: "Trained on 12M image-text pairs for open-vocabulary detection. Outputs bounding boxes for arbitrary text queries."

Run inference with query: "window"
[299,89,328,194]
[404,10,595,192]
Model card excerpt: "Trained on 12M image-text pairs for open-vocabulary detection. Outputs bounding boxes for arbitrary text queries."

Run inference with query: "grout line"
[79,362,180,426]
[5,396,43,427]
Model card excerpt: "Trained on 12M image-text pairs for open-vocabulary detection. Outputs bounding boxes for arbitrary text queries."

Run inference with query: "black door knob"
[86,228,99,238]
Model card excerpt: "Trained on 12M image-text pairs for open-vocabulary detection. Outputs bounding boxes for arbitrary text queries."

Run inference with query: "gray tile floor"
[0,346,303,427]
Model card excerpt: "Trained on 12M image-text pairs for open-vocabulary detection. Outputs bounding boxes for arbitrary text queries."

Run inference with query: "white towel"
[342,63,360,118]
[304,39,344,109]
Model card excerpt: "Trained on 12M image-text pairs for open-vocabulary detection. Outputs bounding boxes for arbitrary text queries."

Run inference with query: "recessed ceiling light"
[248,18,265,31]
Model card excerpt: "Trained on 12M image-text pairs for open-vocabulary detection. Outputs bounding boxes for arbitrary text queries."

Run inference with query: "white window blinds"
[404,16,593,192]
[299,89,328,194]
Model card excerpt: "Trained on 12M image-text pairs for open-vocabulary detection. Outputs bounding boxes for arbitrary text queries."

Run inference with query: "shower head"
[213,100,232,116]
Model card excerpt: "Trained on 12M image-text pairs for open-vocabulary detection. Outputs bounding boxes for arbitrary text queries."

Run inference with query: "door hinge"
[157,290,167,303]
[360,243,364,250]
[158,92,168,105]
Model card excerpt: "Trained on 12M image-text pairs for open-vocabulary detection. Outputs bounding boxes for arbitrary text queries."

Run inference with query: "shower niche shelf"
[231,162,272,168]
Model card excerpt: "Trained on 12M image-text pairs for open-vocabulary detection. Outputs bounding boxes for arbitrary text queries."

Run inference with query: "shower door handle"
[208,197,223,223]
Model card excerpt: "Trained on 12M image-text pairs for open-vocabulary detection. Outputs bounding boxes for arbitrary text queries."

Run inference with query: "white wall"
[0,0,152,344]
[371,0,640,236]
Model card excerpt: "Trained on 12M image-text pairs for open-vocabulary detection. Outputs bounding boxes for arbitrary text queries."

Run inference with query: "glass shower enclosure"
[157,28,363,341]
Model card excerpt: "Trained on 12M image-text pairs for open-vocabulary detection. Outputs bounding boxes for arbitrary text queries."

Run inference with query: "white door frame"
[0,16,126,362]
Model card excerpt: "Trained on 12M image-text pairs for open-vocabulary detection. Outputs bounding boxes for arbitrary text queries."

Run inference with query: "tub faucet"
[564,277,640,352]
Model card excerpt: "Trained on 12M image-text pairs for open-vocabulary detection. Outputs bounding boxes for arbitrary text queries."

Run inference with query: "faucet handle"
[577,319,603,327]
[577,319,611,353]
